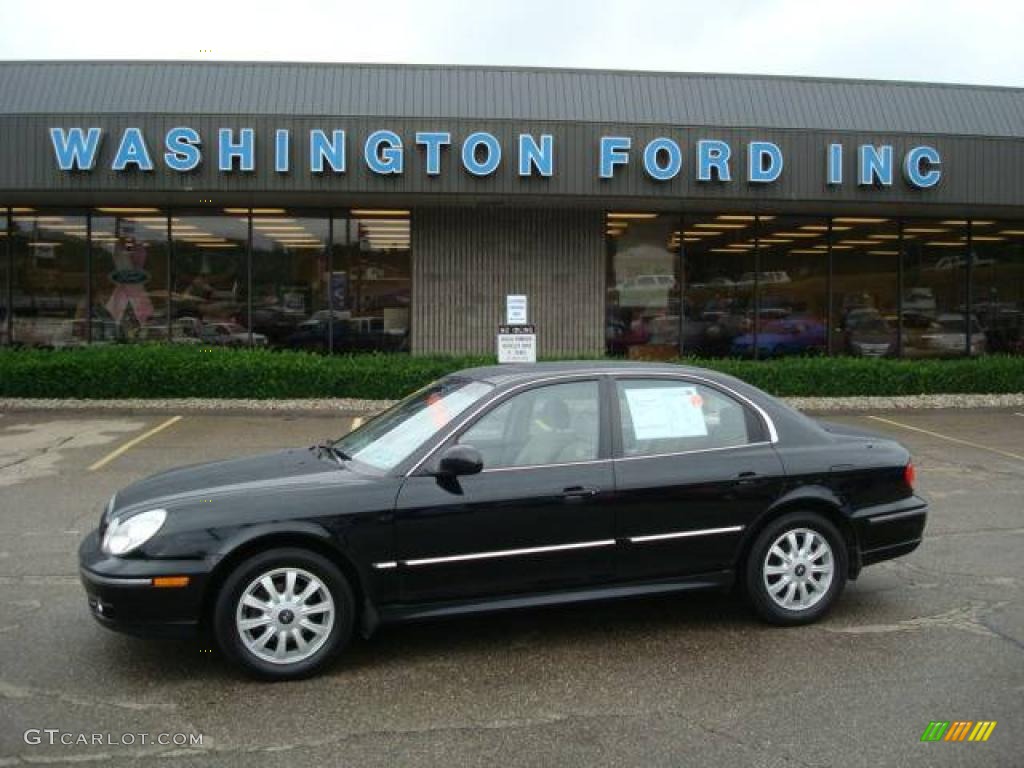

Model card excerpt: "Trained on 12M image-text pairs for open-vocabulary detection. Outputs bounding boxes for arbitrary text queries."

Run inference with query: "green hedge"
[0,346,1022,400]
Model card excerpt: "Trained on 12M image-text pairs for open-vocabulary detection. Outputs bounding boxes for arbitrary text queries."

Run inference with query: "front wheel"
[744,512,848,625]
[213,547,354,680]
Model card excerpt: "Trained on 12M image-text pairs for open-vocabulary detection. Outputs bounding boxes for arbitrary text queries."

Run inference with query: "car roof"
[455,360,726,387]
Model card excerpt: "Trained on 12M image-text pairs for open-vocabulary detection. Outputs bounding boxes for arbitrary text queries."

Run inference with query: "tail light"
[904,461,916,489]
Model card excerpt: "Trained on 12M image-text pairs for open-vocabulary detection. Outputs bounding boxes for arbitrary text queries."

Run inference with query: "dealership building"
[0,61,1022,358]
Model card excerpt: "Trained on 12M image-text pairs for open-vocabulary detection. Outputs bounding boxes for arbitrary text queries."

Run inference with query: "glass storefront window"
[753,215,829,358]
[329,210,411,353]
[831,217,899,357]
[250,211,330,350]
[902,219,970,357]
[681,214,758,357]
[91,210,170,343]
[171,214,249,345]
[605,213,682,358]
[970,220,1024,355]
[11,210,89,347]
[1,208,8,346]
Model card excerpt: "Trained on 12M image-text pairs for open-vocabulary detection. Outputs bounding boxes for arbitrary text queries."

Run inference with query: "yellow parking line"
[88,416,184,471]
[865,415,1024,463]
[350,416,364,431]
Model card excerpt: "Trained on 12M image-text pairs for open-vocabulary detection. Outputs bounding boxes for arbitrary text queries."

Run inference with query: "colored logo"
[920,721,997,742]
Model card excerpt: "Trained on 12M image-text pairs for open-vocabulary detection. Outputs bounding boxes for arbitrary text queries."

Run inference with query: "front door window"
[458,380,600,468]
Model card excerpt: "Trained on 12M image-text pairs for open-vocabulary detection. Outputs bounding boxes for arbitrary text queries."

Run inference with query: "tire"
[213,547,354,680]
[744,511,848,626]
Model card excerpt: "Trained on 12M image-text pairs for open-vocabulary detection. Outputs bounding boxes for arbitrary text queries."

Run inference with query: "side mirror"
[438,444,483,477]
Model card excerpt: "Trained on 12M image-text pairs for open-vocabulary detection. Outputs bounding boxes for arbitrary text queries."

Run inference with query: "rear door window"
[616,378,760,457]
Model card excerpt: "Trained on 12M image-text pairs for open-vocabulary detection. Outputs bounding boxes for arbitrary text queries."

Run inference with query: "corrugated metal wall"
[3,62,1023,138]
[412,208,604,355]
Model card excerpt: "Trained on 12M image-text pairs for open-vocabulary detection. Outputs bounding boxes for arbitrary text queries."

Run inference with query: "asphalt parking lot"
[0,407,1021,767]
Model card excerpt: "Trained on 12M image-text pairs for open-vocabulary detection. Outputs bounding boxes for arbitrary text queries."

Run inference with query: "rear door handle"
[562,486,599,502]
[736,471,759,485]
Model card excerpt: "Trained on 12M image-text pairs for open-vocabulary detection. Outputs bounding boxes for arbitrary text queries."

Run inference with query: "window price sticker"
[626,385,707,439]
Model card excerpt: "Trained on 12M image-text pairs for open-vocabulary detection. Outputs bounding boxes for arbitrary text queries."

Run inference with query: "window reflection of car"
[902,287,936,313]
[699,298,736,322]
[736,271,791,286]
[731,315,827,358]
[138,324,204,345]
[697,308,753,356]
[251,305,307,345]
[200,322,268,347]
[689,276,735,290]
[617,274,676,290]
[967,302,1023,354]
[841,309,895,357]
[931,254,995,270]
[51,319,124,348]
[615,274,676,308]
[285,317,407,353]
[902,313,985,357]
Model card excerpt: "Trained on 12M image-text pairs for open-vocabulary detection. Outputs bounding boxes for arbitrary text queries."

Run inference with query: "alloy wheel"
[762,527,834,611]
[235,567,335,665]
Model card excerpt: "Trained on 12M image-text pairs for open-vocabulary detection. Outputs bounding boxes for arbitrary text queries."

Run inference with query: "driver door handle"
[562,486,599,502]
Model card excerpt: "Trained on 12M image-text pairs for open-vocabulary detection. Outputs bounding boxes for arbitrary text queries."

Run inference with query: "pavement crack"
[820,602,1008,639]
[976,617,1024,653]
[0,679,177,713]
[0,435,74,471]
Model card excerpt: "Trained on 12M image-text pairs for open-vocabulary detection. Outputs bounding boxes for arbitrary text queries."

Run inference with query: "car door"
[393,378,616,603]
[610,376,786,582]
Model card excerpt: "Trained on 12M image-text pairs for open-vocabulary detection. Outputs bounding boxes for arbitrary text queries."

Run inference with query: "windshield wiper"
[313,442,350,466]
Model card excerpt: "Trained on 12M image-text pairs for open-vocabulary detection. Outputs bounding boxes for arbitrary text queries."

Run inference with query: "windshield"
[333,378,493,471]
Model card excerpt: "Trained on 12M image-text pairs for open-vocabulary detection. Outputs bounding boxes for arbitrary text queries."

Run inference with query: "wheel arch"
[736,491,862,580]
[200,530,369,636]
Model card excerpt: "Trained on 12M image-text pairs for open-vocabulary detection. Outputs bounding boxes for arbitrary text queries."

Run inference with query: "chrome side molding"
[372,526,745,570]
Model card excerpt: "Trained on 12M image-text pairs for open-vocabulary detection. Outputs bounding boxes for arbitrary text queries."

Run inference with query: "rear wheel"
[745,512,847,625]
[213,547,354,680]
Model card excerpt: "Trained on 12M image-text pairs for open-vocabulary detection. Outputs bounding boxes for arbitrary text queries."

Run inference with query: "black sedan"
[79,362,927,680]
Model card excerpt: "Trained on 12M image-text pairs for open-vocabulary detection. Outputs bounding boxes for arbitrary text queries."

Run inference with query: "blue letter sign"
[111,128,153,171]
[218,128,255,172]
[748,142,783,183]
[903,145,941,188]
[519,134,554,177]
[462,132,501,176]
[164,127,202,172]
[599,136,631,179]
[50,127,102,171]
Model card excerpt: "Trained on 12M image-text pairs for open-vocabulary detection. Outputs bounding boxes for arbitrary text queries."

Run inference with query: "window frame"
[431,375,612,473]
[609,374,770,461]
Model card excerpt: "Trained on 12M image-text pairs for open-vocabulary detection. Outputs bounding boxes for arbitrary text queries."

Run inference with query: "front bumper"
[851,494,928,568]
[78,531,211,639]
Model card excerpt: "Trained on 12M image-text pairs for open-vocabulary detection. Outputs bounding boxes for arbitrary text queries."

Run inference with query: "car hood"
[111,448,365,513]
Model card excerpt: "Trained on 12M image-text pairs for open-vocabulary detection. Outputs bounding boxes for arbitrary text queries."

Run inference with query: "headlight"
[101,509,167,556]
